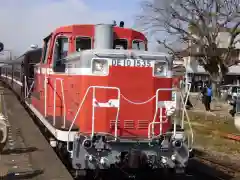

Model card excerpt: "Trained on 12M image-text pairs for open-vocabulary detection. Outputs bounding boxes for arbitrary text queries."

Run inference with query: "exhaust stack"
[94,24,114,49]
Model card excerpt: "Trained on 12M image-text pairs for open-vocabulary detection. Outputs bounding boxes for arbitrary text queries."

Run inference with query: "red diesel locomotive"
[0,22,192,177]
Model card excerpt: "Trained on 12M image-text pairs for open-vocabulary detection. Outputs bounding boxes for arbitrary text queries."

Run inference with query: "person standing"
[200,83,206,105]
[206,83,213,111]
[201,82,212,111]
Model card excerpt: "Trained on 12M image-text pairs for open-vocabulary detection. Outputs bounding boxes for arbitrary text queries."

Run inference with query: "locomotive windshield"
[113,39,128,49]
[76,37,92,52]
[132,40,145,50]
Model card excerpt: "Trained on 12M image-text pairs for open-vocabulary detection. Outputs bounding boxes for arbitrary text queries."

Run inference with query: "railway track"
[194,149,240,173]
[187,149,240,180]
[196,156,238,176]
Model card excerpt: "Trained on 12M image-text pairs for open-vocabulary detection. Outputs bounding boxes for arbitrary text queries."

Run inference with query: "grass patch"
[185,110,240,154]
[188,111,239,134]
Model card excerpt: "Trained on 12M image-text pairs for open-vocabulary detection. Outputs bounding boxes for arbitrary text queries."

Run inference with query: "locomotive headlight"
[92,58,109,75]
[156,66,163,73]
[95,62,104,71]
[172,140,183,148]
[153,61,167,77]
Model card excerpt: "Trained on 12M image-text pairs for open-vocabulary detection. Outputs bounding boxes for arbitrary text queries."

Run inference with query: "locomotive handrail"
[53,78,66,128]
[182,83,191,128]
[67,85,193,153]
[44,76,47,117]
[183,83,194,151]
[148,84,194,150]
[120,94,156,105]
[92,87,120,139]
[67,86,120,153]
[150,87,179,137]
[24,76,34,99]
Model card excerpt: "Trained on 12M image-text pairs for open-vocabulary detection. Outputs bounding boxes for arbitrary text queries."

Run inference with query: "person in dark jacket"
[200,83,206,104]
[229,97,237,117]
[201,82,212,111]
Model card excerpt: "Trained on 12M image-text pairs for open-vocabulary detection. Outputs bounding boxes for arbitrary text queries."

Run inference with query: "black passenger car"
[0,48,42,98]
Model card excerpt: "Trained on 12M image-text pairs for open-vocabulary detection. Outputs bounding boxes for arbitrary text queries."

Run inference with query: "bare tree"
[138,0,240,92]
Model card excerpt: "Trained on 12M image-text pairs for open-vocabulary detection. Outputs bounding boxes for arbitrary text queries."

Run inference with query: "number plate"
[112,59,151,67]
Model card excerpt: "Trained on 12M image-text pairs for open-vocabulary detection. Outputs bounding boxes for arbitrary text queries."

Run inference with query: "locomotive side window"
[76,37,91,52]
[53,36,69,61]
[52,36,69,73]
[132,40,145,50]
[113,39,128,49]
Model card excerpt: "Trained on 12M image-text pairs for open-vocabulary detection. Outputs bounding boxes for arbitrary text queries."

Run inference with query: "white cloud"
[0,0,136,56]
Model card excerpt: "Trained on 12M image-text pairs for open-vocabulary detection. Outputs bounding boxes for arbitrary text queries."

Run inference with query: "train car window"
[113,39,128,49]
[53,36,69,62]
[76,37,91,52]
[7,65,12,76]
[132,40,145,50]
[14,64,21,81]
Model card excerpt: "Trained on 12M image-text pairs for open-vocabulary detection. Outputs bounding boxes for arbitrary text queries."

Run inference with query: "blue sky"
[0,0,159,57]
[84,0,140,20]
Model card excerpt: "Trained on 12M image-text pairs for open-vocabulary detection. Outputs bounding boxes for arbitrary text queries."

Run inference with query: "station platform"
[0,84,73,180]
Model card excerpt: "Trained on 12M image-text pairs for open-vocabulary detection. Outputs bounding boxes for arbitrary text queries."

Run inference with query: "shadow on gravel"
[192,149,240,172]
[188,149,239,179]
[187,159,236,180]
[1,170,44,180]
[1,147,38,155]
[192,149,209,157]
